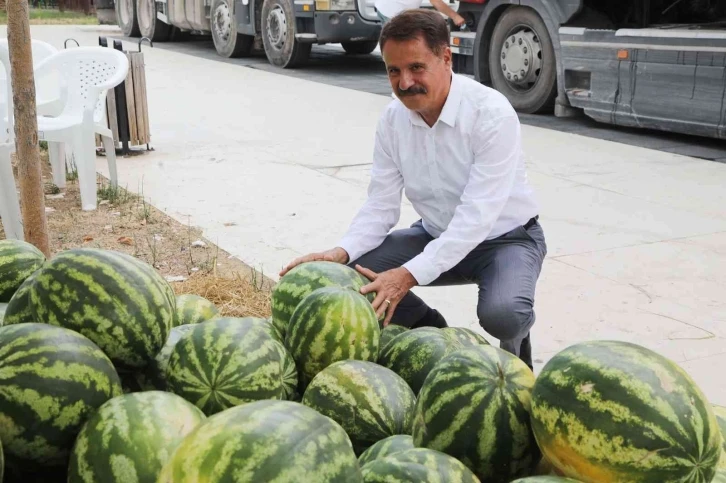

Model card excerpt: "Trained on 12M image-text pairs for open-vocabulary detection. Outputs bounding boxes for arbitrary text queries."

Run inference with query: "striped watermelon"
[23,248,175,370]
[158,400,363,482]
[531,340,721,483]
[67,391,205,483]
[286,286,380,388]
[0,239,45,302]
[0,302,6,324]
[271,261,373,339]
[378,327,462,394]
[302,360,416,455]
[413,345,539,482]
[0,323,122,470]
[276,342,299,401]
[715,470,726,483]
[174,294,219,326]
[166,317,285,415]
[2,269,37,325]
[442,327,490,347]
[358,435,414,467]
[380,324,408,353]
[143,324,197,390]
[511,478,581,483]
[713,405,726,468]
[359,448,480,483]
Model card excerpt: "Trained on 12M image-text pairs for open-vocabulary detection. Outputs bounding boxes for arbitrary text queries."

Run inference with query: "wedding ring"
[384,299,391,306]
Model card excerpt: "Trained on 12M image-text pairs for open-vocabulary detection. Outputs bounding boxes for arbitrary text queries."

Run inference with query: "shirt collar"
[408,72,462,128]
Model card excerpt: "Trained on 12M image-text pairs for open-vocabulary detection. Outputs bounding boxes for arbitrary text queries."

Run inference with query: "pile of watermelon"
[0,238,724,483]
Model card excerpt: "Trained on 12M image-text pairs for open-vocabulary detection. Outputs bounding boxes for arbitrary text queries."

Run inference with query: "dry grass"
[1,148,274,319]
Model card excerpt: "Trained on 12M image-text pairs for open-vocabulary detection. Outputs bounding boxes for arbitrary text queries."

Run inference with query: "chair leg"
[48,141,66,189]
[101,135,118,187]
[73,129,97,211]
[0,144,23,240]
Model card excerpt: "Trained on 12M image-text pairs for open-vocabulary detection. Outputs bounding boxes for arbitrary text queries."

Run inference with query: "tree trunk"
[6,0,50,257]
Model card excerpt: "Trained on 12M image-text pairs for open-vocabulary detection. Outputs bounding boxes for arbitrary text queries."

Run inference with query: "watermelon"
[174,294,219,326]
[0,302,6,324]
[271,261,373,339]
[412,345,539,482]
[22,248,175,370]
[276,342,299,401]
[0,239,45,302]
[530,340,721,483]
[166,317,285,415]
[442,326,490,347]
[0,323,122,470]
[358,435,414,467]
[378,327,461,394]
[226,315,284,342]
[158,400,363,482]
[714,405,726,468]
[67,391,205,483]
[286,286,380,388]
[302,360,416,455]
[380,324,408,354]
[511,478,581,483]
[714,470,726,483]
[143,324,197,390]
[359,448,480,483]
[2,269,37,325]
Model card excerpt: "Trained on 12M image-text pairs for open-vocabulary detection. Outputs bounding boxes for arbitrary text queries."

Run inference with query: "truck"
[112,0,384,67]
[449,0,726,139]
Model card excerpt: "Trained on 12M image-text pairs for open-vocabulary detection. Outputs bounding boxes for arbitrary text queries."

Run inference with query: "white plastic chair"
[0,39,63,239]
[33,47,129,210]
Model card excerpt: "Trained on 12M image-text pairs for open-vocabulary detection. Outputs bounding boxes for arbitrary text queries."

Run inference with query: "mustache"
[397,85,427,96]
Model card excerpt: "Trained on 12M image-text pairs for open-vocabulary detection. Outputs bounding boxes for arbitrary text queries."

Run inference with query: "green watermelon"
[302,360,416,455]
[358,435,414,467]
[0,323,122,470]
[378,327,461,394]
[143,324,197,390]
[359,448,480,483]
[271,261,373,339]
[442,326,490,346]
[511,478,582,483]
[713,405,726,469]
[379,324,408,354]
[158,400,363,482]
[68,391,205,483]
[0,302,6,325]
[0,239,45,302]
[22,248,175,370]
[286,286,380,388]
[166,317,285,415]
[714,469,726,483]
[531,340,721,483]
[174,294,219,326]
[223,315,284,342]
[413,345,539,482]
[276,342,299,401]
[2,269,37,325]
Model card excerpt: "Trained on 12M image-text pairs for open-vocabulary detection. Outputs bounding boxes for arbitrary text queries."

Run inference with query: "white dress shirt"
[374,0,422,19]
[338,73,540,286]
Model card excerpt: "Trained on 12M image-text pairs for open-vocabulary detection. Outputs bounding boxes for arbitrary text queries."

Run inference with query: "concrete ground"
[15,25,726,405]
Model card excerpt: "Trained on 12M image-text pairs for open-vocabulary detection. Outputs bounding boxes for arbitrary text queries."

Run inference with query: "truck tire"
[342,41,377,55]
[116,0,141,37]
[488,6,557,114]
[261,0,311,68]
[211,0,254,57]
[137,0,171,41]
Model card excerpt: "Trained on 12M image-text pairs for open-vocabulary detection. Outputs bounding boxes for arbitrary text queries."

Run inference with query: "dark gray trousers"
[348,219,547,368]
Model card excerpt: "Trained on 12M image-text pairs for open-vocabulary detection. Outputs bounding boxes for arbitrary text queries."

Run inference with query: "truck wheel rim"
[119,0,132,26]
[214,1,233,42]
[499,26,543,92]
[267,6,287,51]
[138,0,152,32]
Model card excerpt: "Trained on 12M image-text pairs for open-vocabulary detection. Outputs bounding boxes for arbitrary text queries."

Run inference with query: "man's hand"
[453,14,466,27]
[279,247,349,277]
[355,265,417,327]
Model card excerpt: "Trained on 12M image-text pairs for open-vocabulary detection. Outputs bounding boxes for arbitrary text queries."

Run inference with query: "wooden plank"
[131,53,147,146]
[124,53,139,146]
[107,85,120,145]
[137,53,151,145]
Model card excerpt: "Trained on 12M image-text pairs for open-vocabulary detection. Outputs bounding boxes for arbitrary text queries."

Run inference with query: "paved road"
[113,34,726,162]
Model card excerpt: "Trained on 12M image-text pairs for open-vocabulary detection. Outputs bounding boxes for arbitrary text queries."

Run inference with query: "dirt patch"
[1,149,274,318]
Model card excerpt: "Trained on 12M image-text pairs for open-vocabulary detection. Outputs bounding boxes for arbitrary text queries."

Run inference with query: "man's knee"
[477,298,534,341]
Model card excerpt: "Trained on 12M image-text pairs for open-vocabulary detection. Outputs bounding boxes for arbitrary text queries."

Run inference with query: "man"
[279,9,546,369]
[375,0,465,28]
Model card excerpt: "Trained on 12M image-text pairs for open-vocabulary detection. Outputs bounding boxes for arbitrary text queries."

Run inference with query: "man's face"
[382,35,452,114]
